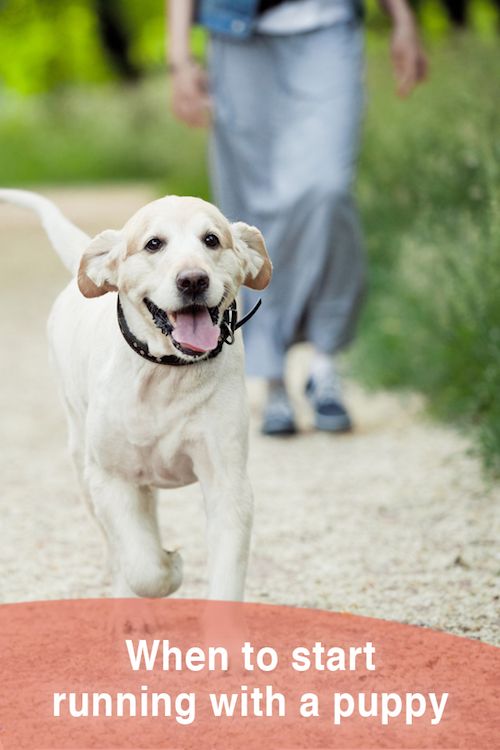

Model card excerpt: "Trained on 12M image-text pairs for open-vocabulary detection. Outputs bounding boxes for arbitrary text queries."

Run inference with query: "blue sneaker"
[305,373,352,433]
[261,388,297,436]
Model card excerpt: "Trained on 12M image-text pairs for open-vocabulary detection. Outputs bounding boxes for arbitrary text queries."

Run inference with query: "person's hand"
[170,61,211,128]
[390,16,428,97]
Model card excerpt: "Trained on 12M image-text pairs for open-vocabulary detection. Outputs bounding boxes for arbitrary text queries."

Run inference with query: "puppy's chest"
[97,377,213,488]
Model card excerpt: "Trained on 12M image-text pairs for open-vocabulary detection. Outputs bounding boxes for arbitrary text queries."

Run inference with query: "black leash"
[235,298,262,329]
[117,296,262,367]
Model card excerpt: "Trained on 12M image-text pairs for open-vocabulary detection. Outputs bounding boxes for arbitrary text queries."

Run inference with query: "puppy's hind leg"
[86,464,182,598]
[63,404,112,581]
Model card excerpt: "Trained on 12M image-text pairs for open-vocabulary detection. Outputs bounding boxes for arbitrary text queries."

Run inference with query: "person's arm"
[379,0,428,97]
[167,0,211,127]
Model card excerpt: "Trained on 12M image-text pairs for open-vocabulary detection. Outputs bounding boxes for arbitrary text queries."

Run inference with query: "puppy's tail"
[0,188,89,275]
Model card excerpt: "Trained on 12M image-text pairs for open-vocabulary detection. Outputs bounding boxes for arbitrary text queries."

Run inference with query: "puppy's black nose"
[176,269,210,296]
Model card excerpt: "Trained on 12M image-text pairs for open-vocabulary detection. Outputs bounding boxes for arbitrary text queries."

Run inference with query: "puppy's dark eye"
[144,237,164,253]
[203,233,220,249]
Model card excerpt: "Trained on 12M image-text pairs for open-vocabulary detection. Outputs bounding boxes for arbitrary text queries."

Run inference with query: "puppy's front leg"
[86,465,182,598]
[202,475,253,602]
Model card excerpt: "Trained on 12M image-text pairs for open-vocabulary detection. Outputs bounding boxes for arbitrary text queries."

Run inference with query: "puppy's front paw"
[125,548,183,599]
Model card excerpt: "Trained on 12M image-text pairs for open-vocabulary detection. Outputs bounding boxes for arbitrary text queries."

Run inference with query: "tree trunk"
[94,0,141,81]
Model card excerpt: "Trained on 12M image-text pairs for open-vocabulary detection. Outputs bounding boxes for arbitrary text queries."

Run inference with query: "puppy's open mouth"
[170,305,221,354]
[144,298,221,356]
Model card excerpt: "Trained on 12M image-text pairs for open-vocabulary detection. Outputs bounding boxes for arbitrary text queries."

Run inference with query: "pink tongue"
[172,308,220,353]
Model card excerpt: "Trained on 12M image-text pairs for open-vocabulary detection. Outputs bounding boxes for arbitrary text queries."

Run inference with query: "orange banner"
[0,599,497,748]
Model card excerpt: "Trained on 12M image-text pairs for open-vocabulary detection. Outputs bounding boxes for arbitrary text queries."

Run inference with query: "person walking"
[167,0,427,435]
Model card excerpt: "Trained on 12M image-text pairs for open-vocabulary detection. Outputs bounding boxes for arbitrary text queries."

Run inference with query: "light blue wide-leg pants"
[209,20,366,379]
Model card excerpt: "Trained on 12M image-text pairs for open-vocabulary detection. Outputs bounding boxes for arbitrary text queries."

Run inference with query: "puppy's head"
[77,196,272,361]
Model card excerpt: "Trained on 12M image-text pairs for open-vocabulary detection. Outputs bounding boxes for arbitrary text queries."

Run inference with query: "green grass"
[0,76,209,195]
[0,34,499,471]
[353,35,500,473]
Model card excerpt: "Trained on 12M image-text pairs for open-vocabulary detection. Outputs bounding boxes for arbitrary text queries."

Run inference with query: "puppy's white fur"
[0,190,271,601]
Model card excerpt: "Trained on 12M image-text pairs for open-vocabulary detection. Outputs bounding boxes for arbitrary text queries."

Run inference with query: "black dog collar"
[116,295,262,367]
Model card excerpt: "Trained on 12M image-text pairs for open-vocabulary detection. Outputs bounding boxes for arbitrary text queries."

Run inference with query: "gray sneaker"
[305,373,352,433]
[261,388,297,436]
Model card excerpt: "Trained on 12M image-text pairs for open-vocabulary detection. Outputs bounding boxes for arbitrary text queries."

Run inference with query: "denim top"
[195,0,364,38]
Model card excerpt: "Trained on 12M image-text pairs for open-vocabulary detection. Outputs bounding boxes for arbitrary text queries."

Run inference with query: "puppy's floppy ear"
[77,229,124,298]
[232,221,272,290]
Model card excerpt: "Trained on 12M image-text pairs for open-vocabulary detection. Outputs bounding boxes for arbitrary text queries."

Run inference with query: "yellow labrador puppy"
[0,189,271,601]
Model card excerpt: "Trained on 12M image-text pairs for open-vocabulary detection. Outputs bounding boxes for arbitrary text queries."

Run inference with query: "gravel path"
[1,186,498,644]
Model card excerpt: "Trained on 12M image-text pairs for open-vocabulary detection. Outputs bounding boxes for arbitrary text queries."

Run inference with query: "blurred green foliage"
[0,0,498,94]
[0,0,205,94]
[353,36,500,474]
[0,77,209,192]
[0,1,110,93]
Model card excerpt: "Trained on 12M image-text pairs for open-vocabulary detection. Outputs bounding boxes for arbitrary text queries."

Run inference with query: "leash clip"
[221,322,235,345]
[220,300,238,346]
[220,298,262,346]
